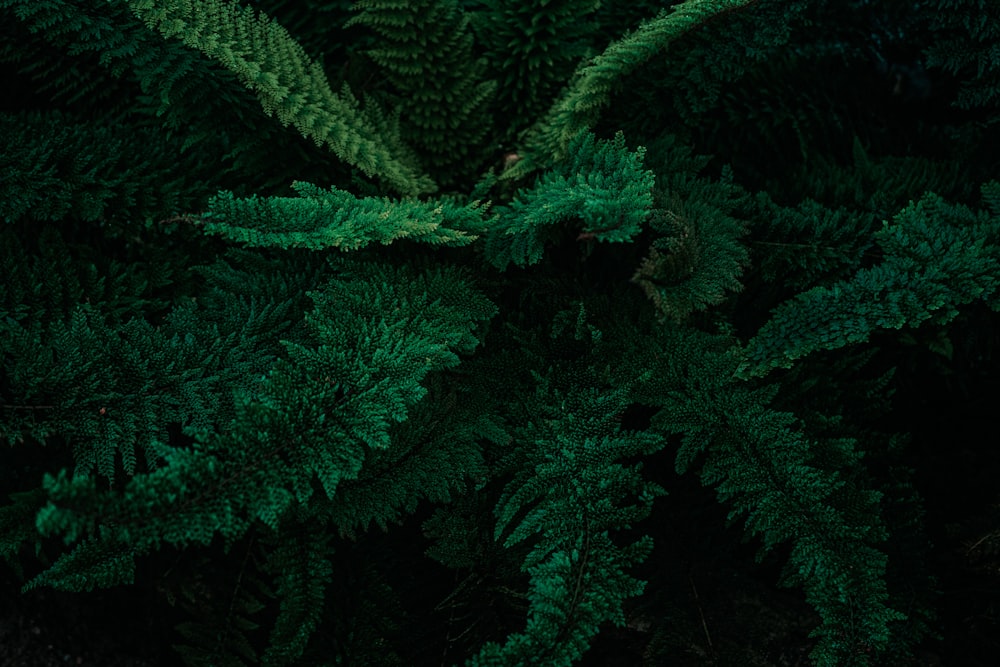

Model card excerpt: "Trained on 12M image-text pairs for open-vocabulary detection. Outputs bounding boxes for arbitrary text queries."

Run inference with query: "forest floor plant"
[2,0,1000,665]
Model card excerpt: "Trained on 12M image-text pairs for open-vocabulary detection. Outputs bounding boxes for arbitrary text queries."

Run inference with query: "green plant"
[3,1,999,665]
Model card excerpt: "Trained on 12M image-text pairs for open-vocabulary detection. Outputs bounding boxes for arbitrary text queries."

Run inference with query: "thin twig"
[689,572,717,663]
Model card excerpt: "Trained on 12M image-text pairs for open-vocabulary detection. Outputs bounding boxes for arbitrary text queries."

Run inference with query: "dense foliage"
[2,0,1000,665]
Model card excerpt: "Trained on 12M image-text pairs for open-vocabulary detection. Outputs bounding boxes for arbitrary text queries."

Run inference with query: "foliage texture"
[3,1,1000,666]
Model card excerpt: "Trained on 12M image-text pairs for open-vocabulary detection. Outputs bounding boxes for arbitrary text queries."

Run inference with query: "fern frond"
[484,131,654,270]
[738,192,1000,379]
[201,180,486,251]
[260,515,334,666]
[505,0,759,179]
[125,0,435,195]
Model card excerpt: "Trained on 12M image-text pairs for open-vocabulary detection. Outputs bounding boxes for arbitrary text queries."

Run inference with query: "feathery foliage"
[3,1,998,665]
[921,0,1000,110]
[469,0,599,146]
[504,0,760,180]
[738,190,1000,379]
[125,0,435,195]
[346,0,497,186]
[483,130,654,270]
[201,180,486,250]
